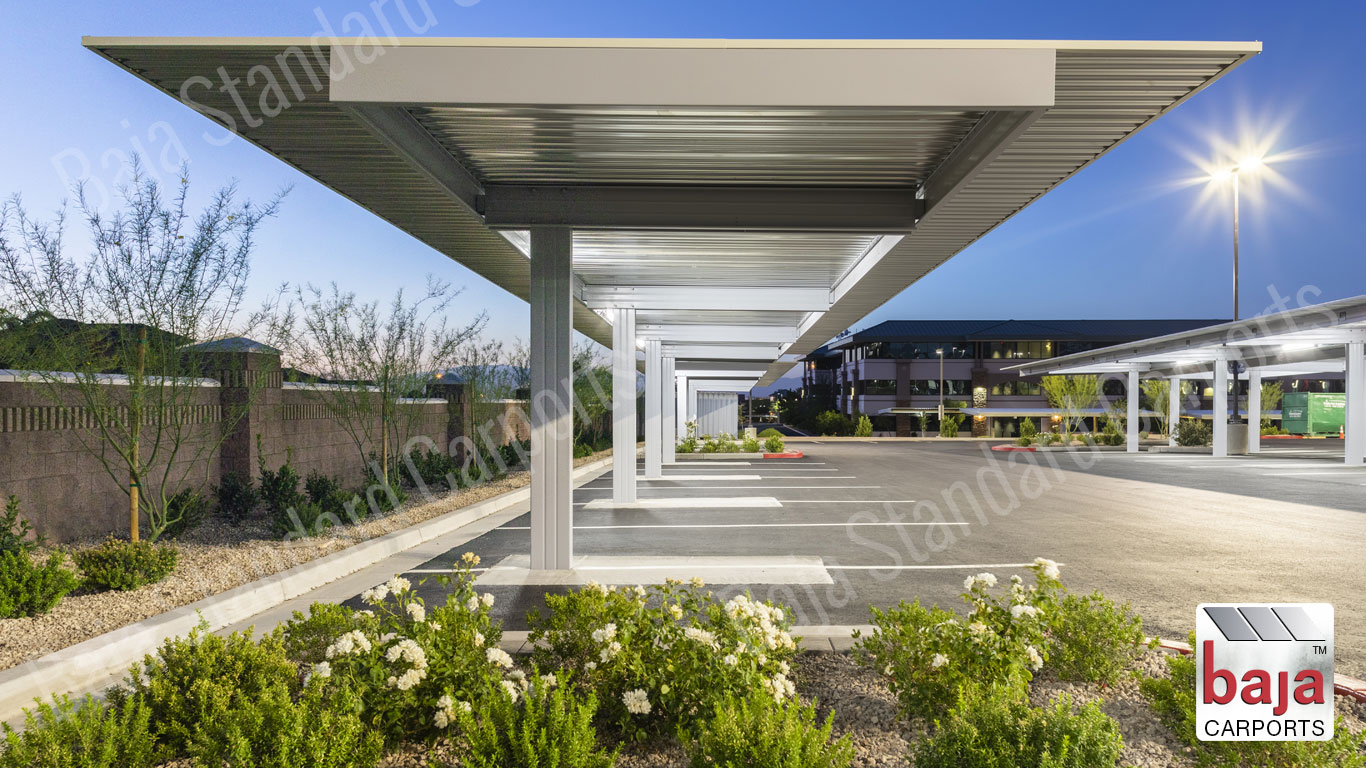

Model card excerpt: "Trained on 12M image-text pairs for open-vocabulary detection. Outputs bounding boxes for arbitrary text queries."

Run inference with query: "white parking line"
[778,499,917,504]
[639,474,762,481]
[496,521,964,530]
[582,485,881,490]
[582,497,781,510]
[826,562,1055,571]
[1265,471,1366,476]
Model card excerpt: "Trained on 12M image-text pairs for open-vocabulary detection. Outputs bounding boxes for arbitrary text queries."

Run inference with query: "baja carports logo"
[1196,603,1333,741]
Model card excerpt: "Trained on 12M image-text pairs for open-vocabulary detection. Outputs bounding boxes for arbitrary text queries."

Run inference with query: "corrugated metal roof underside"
[764,47,1254,384]
[836,318,1230,344]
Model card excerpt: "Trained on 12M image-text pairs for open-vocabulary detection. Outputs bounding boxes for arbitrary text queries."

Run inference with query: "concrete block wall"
[0,351,478,541]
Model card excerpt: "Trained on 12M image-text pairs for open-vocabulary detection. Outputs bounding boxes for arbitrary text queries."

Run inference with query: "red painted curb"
[1155,640,1366,703]
[991,444,1036,452]
[763,451,804,459]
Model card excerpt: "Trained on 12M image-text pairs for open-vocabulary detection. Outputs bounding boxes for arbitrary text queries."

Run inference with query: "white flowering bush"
[303,552,504,745]
[526,578,797,740]
[854,558,1063,720]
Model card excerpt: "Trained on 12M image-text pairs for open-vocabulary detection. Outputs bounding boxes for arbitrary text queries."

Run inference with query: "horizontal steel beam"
[663,344,786,361]
[674,360,772,375]
[638,324,797,344]
[584,285,829,312]
[339,104,484,211]
[480,185,924,232]
[918,109,1047,215]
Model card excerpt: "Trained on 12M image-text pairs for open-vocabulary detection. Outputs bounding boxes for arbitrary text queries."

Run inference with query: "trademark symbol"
[1313,645,1328,655]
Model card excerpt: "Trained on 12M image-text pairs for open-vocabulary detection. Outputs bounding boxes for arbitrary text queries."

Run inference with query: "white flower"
[585,580,608,595]
[777,660,790,675]
[305,661,332,683]
[501,679,520,701]
[622,688,652,715]
[386,576,411,595]
[325,630,373,659]
[963,574,977,590]
[461,551,481,566]
[689,577,705,588]
[1011,604,1040,620]
[632,585,647,599]
[968,622,989,636]
[434,710,450,729]
[1010,575,1023,585]
[406,602,426,623]
[975,572,998,588]
[931,653,948,669]
[486,647,514,668]
[585,661,598,671]
[668,604,683,620]
[389,668,425,690]
[591,623,617,643]
[540,673,557,688]
[361,585,389,605]
[600,641,622,662]
[1026,645,1044,671]
[684,627,717,647]
[722,654,738,666]
[761,674,795,701]
[1033,557,1061,581]
[480,593,496,608]
[466,595,480,611]
[385,638,428,670]
[473,631,485,646]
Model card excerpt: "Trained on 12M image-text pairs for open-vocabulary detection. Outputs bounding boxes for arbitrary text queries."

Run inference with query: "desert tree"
[1040,374,1099,439]
[0,158,284,541]
[273,278,486,485]
[1259,380,1284,432]
[1139,379,1172,436]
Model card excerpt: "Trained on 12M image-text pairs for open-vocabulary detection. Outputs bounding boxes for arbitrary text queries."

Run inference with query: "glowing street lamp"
[1210,154,1265,321]
[936,348,945,427]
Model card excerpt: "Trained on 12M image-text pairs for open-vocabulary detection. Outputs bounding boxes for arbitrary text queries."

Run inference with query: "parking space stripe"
[493,521,965,530]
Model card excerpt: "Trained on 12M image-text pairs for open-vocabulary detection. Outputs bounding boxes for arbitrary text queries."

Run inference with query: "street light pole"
[1232,169,1240,322]
[936,348,945,430]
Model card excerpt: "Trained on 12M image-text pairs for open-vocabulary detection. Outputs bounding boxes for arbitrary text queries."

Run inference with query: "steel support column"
[662,355,677,464]
[1168,376,1181,447]
[529,227,574,570]
[1347,341,1365,466]
[611,308,637,503]
[676,376,689,439]
[1247,370,1262,454]
[1126,367,1140,453]
[644,339,663,478]
[1213,352,1229,458]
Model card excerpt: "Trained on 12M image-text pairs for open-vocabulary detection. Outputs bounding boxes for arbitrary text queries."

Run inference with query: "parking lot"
[363,441,1366,675]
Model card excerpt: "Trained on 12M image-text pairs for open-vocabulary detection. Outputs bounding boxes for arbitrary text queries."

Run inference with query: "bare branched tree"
[273,277,486,483]
[0,158,286,540]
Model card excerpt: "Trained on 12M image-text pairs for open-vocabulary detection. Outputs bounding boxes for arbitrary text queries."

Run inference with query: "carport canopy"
[1007,294,1366,464]
[85,36,1260,569]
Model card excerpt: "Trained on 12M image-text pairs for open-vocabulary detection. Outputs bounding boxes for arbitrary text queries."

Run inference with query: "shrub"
[213,472,259,525]
[0,551,79,618]
[1019,418,1038,444]
[280,602,381,666]
[1141,647,1366,767]
[74,537,177,591]
[258,450,304,525]
[940,413,964,438]
[0,495,42,554]
[406,446,461,491]
[158,489,208,540]
[814,410,851,436]
[321,554,504,745]
[854,414,873,437]
[361,460,409,514]
[1046,591,1149,686]
[1176,419,1212,447]
[741,435,762,452]
[527,580,797,741]
[913,685,1124,768]
[677,436,699,454]
[758,428,783,439]
[455,674,618,768]
[685,694,854,768]
[763,434,785,453]
[0,694,159,768]
[304,470,342,506]
[1100,418,1125,447]
[855,559,1061,721]
[188,678,383,768]
[116,627,298,755]
[499,438,531,470]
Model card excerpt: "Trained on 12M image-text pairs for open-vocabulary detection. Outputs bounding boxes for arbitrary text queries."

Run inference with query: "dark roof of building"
[817,318,1228,353]
[184,336,281,353]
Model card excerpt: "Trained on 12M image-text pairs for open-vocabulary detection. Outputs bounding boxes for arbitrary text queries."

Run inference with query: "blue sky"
[2,0,1363,370]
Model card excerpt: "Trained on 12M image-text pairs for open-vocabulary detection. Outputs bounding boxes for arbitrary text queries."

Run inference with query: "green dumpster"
[1280,392,1346,436]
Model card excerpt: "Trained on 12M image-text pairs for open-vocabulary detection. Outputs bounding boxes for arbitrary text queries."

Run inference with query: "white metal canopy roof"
[1006,294,1366,379]
[84,37,1259,385]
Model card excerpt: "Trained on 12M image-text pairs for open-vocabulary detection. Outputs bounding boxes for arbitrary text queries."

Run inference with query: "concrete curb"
[0,457,613,722]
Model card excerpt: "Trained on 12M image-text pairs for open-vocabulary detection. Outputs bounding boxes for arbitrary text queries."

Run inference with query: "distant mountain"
[750,377,802,398]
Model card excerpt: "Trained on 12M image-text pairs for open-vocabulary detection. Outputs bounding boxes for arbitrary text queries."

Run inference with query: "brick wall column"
[215,349,283,482]
[440,380,472,461]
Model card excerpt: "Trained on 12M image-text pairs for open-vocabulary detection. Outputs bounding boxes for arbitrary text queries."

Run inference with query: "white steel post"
[662,355,676,464]
[1247,370,1262,454]
[611,308,637,503]
[1346,341,1365,466]
[1126,367,1140,453]
[1213,352,1229,458]
[1168,376,1181,447]
[676,376,688,440]
[644,339,663,478]
[529,228,574,570]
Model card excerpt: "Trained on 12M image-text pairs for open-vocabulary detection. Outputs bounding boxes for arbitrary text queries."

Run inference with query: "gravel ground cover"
[0,451,611,671]
[368,650,1365,768]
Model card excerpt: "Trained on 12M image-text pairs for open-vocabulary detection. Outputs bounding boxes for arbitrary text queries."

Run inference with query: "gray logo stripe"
[1272,606,1325,642]
[1204,606,1260,641]
[1238,607,1294,641]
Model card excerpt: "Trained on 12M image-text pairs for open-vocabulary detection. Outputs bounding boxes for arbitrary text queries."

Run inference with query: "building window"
[990,380,1042,396]
[865,342,975,359]
[908,379,972,396]
[861,379,897,395]
[986,341,1052,359]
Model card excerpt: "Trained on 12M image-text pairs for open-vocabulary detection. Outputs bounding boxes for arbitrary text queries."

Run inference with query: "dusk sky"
[3,0,1363,383]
